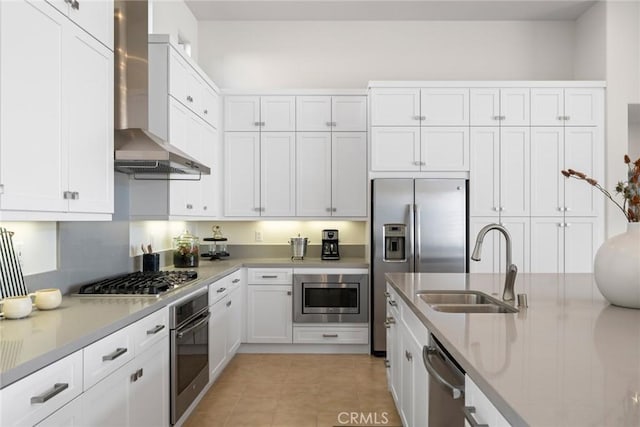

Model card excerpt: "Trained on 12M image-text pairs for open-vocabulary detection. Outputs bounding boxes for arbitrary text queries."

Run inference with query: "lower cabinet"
[81,337,169,427]
[246,284,293,343]
[464,375,511,427]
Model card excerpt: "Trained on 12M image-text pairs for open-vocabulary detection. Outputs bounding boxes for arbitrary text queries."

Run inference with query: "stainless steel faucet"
[471,224,518,301]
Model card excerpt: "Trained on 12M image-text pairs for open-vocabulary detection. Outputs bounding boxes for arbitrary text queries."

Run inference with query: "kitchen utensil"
[289,234,309,260]
[0,295,32,319]
[0,227,28,299]
[143,253,160,272]
[141,244,147,254]
[173,230,199,268]
[28,288,62,310]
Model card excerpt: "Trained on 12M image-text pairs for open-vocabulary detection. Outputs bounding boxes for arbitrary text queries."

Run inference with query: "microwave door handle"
[422,346,465,399]
[176,312,211,339]
[407,204,414,272]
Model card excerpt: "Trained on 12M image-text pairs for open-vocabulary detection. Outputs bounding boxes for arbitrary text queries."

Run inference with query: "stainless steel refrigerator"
[371,178,468,354]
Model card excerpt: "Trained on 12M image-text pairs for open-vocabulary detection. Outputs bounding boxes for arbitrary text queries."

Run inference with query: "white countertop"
[385,272,640,427]
[0,257,368,388]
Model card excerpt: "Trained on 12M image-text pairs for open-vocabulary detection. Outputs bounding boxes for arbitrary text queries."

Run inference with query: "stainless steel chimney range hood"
[113,0,210,177]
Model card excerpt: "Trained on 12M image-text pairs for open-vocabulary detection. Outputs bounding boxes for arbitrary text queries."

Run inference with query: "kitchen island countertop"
[0,257,367,388]
[385,272,640,426]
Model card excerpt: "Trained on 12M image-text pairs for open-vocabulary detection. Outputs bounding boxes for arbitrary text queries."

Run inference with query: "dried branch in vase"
[561,154,640,223]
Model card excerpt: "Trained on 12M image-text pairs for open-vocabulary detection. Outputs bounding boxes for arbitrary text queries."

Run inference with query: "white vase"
[594,222,640,309]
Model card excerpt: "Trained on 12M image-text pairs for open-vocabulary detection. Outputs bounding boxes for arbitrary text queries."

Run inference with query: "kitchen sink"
[418,290,518,313]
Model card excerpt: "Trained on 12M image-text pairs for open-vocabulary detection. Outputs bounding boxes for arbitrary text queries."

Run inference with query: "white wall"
[605,1,640,237]
[151,0,199,59]
[629,105,640,160]
[574,1,606,79]
[0,222,57,276]
[198,20,576,89]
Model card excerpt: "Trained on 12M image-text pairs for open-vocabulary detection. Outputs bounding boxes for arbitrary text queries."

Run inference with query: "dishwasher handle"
[422,345,464,400]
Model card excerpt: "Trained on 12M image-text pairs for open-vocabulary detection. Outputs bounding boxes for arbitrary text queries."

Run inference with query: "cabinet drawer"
[209,278,229,305]
[293,326,368,344]
[83,324,135,390]
[248,268,293,285]
[0,350,83,427]
[134,308,169,355]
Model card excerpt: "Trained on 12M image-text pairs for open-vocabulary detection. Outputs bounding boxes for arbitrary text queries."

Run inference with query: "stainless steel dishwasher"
[422,334,466,426]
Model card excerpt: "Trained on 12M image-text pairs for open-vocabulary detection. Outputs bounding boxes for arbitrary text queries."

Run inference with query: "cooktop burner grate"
[77,271,197,296]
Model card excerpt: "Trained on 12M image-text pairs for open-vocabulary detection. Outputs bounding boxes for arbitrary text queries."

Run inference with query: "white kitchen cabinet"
[531,88,602,126]
[261,132,296,216]
[224,96,261,131]
[420,88,469,126]
[48,0,113,50]
[224,96,295,131]
[0,351,83,427]
[385,286,401,405]
[530,126,600,217]
[36,396,83,427]
[370,127,421,171]
[370,88,421,126]
[470,88,529,126]
[227,285,243,355]
[0,0,113,219]
[464,375,511,427]
[224,132,260,217]
[247,269,293,344]
[470,217,530,273]
[470,127,529,217]
[530,217,599,273]
[296,131,367,217]
[296,96,367,131]
[421,127,470,171]
[208,296,228,381]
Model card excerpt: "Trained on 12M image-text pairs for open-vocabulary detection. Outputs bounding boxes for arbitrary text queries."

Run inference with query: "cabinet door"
[530,127,564,217]
[564,88,602,126]
[564,127,600,217]
[227,286,242,356]
[247,285,293,343]
[470,89,500,126]
[332,132,367,217]
[81,362,131,427]
[261,96,296,131]
[470,127,500,216]
[469,217,499,273]
[36,397,82,427]
[332,96,367,131]
[168,48,189,107]
[130,339,170,427]
[0,0,67,212]
[370,127,421,171]
[168,97,189,153]
[500,88,530,126]
[421,88,469,126]
[420,127,469,171]
[202,85,219,128]
[370,88,420,126]
[261,132,296,216]
[404,328,428,427]
[386,305,401,406]
[209,298,228,381]
[296,132,331,216]
[66,26,113,214]
[499,127,530,216]
[224,132,260,216]
[564,218,598,273]
[67,0,113,50]
[224,96,260,131]
[498,218,530,273]
[531,88,564,126]
[186,68,204,116]
[530,218,564,273]
[296,96,331,131]
[200,124,219,217]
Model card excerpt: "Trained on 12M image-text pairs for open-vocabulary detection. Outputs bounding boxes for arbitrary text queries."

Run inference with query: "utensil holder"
[142,253,160,272]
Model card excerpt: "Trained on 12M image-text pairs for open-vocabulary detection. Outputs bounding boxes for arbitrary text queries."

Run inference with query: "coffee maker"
[321,229,340,260]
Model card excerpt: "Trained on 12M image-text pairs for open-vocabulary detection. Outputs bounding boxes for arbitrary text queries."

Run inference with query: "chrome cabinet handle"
[322,334,338,338]
[326,122,333,127]
[204,109,208,115]
[413,115,421,121]
[287,291,292,296]
[203,206,208,211]
[31,383,69,404]
[384,359,391,368]
[254,122,261,127]
[226,300,232,307]
[186,95,194,103]
[326,207,333,212]
[217,287,226,293]
[130,368,144,382]
[137,368,143,378]
[413,161,421,166]
[420,115,426,120]
[388,299,397,307]
[492,115,501,120]
[146,324,165,335]
[102,347,127,361]
[232,279,240,283]
[72,0,79,10]
[405,350,413,361]
[565,116,571,121]
[64,0,72,4]
[557,116,564,121]
[384,317,395,328]
[63,191,71,199]
[186,204,193,209]
[463,407,489,427]
[332,207,337,212]
[422,346,464,399]
[383,291,391,298]
[261,275,278,279]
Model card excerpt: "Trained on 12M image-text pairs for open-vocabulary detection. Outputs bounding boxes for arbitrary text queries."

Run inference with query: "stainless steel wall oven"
[170,289,210,425]
[293,273,368,323]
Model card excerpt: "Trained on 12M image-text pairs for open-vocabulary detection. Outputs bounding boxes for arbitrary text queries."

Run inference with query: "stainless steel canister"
[289,235,309,259]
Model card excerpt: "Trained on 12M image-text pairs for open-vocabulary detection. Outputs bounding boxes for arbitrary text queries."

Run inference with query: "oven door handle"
[176,312,211,339]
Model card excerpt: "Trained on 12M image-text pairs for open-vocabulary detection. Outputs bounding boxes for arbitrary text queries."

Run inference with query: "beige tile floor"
[183,354,403,427]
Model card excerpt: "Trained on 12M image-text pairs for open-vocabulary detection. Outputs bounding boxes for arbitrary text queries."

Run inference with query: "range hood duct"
[113,0,210,176]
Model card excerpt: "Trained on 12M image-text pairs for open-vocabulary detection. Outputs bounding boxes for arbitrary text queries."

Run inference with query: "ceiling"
[185,0,598,21]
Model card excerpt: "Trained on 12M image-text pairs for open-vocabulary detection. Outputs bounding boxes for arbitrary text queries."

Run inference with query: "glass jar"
[173,230,199,268]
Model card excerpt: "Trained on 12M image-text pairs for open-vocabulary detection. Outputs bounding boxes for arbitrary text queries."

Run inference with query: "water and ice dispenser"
[383,224,406,261]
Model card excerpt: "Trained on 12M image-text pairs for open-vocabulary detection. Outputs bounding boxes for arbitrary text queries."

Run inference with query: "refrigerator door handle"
[407,203,415,272]
[415,204,422,272]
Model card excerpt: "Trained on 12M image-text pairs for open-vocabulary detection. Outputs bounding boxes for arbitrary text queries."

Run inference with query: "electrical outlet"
[255,231,263,242]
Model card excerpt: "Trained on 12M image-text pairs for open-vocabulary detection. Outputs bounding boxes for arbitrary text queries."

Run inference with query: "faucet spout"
[471,224,517,301]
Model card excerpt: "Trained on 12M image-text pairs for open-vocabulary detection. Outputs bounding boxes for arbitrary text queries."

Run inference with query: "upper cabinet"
[297,96,367,131]
[470,88,530,126]
[224,96,295,131]
[0,0,113,220]
[370,88,469,126]
[47,0,113,50]
[531,88,603,126]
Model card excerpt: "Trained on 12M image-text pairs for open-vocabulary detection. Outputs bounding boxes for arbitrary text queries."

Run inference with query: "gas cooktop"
[76,271,198,296]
